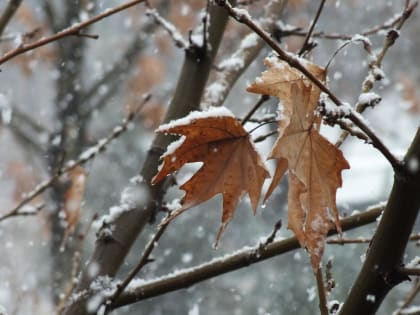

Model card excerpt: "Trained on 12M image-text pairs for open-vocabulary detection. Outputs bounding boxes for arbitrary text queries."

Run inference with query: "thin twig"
[328,233,420,245]
[282,7,411,42]
[241,94,270,125]
[106,212,172,310]
[335,2,418,147]
[0,0,146,65]
[0,95,151,222]
[400,268,420,276]
[253,129,277,143]
[262,219,282,247]
[145,5,188,49]
[315,267,329,315]
[55,213,98,315]
[298,0,326,56]
[216,0,404,172]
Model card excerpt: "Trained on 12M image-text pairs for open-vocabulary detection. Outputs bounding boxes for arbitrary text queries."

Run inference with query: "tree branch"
[0,0,146,66]
[106,203,384,309]
[105,213,172,312]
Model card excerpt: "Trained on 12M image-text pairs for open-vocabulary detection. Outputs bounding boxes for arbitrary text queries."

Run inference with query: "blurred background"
[0,0,419,314]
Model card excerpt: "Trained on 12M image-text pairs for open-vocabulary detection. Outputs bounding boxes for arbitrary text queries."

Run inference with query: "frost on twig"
[146,8,188,49]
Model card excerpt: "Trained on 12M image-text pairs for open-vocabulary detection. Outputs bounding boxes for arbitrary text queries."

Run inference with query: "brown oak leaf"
[248,57,349,270]
[152,108,270,244]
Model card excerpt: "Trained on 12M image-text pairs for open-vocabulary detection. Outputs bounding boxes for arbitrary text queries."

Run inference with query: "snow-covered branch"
[107,203,384,310]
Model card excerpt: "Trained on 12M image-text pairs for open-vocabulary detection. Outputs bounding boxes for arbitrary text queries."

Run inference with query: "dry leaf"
[248,57,349,270]
[152,107,269,244]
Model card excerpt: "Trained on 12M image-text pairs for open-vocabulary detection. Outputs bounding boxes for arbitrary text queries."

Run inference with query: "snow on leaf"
[152,107,270,245]
[248,57,349,270]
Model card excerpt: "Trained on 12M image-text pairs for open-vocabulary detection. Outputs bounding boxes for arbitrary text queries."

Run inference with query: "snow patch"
[162,136,186,157]
[157,106,234,132]
[239,33,259,50]
[351,34,372,46]
[358,92,381,106]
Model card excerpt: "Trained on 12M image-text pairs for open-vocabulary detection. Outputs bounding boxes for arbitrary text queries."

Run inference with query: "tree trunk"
[340,128,420,314]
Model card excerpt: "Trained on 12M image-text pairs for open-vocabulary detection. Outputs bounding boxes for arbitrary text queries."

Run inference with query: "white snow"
[166,198,182,211]
[188,304,200,315]
[327,300,343,314]
[79,144,100,160]
[204,81,227,107]
[239,33,259,50]
[146,8,188,48]
[358,92,381,106]
[366,294,376,303]
[406,256,420,268]
[372,66,385,80]
[219,56,244,71]
[322,97,352,117]
[181,252,193,264]
[232,8,252,20]
[351,34,372,46]
[408,158,420,173]
[95,203,132,227]
[306,286,316,302]
[398,305,420,314]
[162,136,186,157]
[120,184,149,208]
[157,106,234,132]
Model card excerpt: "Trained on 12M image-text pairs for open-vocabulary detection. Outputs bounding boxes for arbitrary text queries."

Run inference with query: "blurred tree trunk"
[47,1,89,304]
